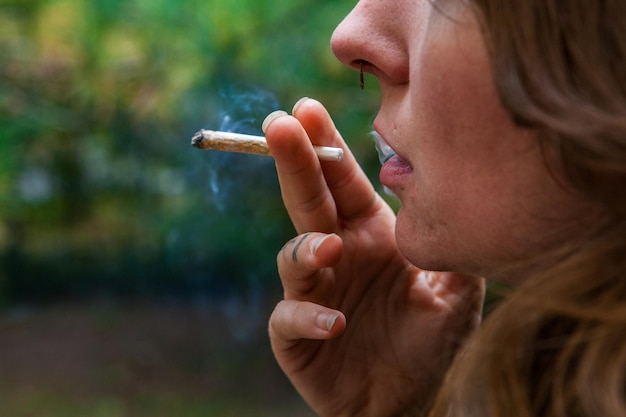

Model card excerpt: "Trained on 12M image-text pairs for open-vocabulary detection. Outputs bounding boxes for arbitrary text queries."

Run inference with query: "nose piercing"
[359,61,365,89]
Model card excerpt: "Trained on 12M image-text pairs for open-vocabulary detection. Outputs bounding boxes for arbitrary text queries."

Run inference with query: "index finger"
[264,112,339,233]
[292,98,378,222]
[264,99,378,232]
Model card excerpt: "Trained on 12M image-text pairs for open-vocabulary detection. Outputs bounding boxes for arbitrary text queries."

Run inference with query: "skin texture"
[265,0,599,416]
[265,99,484,417]
[332,0,595,283]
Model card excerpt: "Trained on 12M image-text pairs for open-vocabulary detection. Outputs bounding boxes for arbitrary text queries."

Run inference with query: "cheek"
[392,183,516,275]
[409,12,510,162]
[393,145,590,277]
[392,184,456,270]
[388,9,596,277]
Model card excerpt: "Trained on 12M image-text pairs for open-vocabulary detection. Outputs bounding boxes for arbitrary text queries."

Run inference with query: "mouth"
[371,130,413,198]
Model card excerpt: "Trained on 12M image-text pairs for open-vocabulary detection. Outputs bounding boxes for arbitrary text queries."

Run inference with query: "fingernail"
[291,97,310,115]
[262,110,288,134]
[311,234,334,255]
[317,313,339,332]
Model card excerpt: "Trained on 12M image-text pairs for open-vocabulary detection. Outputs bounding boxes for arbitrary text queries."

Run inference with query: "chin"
[395,212,441,271]
[394,207,472,275]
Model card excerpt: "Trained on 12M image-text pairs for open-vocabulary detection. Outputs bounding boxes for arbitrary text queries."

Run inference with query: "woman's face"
[331,0,595,282]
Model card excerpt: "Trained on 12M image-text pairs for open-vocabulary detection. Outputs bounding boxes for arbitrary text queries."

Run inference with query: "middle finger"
[277,232,343,300]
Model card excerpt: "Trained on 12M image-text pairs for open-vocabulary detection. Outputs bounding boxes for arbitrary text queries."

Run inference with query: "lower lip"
[380,154,413,189]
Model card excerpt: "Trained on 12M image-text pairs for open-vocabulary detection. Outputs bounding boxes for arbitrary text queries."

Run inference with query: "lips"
[372,130,413,190]
[380,153,413,188]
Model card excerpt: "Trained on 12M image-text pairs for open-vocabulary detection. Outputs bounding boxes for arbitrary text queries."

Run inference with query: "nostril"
[351,59,372,73]
[331,5,410,85]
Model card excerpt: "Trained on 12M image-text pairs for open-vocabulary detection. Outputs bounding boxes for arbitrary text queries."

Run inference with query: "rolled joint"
[190,129,343,161]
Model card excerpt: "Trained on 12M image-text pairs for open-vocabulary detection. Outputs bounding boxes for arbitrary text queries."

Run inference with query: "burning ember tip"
[191,130,204,148]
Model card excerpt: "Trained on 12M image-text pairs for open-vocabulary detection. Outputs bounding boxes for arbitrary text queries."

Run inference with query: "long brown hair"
[430,1,626,416]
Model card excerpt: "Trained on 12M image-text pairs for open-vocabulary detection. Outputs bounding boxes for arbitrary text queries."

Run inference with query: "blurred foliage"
[0,0,383,304]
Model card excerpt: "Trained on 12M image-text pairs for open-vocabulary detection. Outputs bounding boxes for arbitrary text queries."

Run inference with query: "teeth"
[370,131,397,165]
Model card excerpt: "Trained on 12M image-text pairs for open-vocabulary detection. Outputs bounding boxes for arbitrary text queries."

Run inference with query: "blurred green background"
[0,0,384,415]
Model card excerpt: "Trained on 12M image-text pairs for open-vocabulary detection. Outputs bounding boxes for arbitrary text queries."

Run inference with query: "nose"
[330,5,370,72]
[330,1,410,84]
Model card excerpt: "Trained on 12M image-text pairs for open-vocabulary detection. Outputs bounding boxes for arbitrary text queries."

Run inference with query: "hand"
[265,98,485,417]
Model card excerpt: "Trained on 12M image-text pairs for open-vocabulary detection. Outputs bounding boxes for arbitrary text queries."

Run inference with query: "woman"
[263,0,626,416]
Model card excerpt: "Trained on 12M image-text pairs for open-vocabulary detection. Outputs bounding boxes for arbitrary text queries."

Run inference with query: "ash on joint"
[191,131,204,148]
